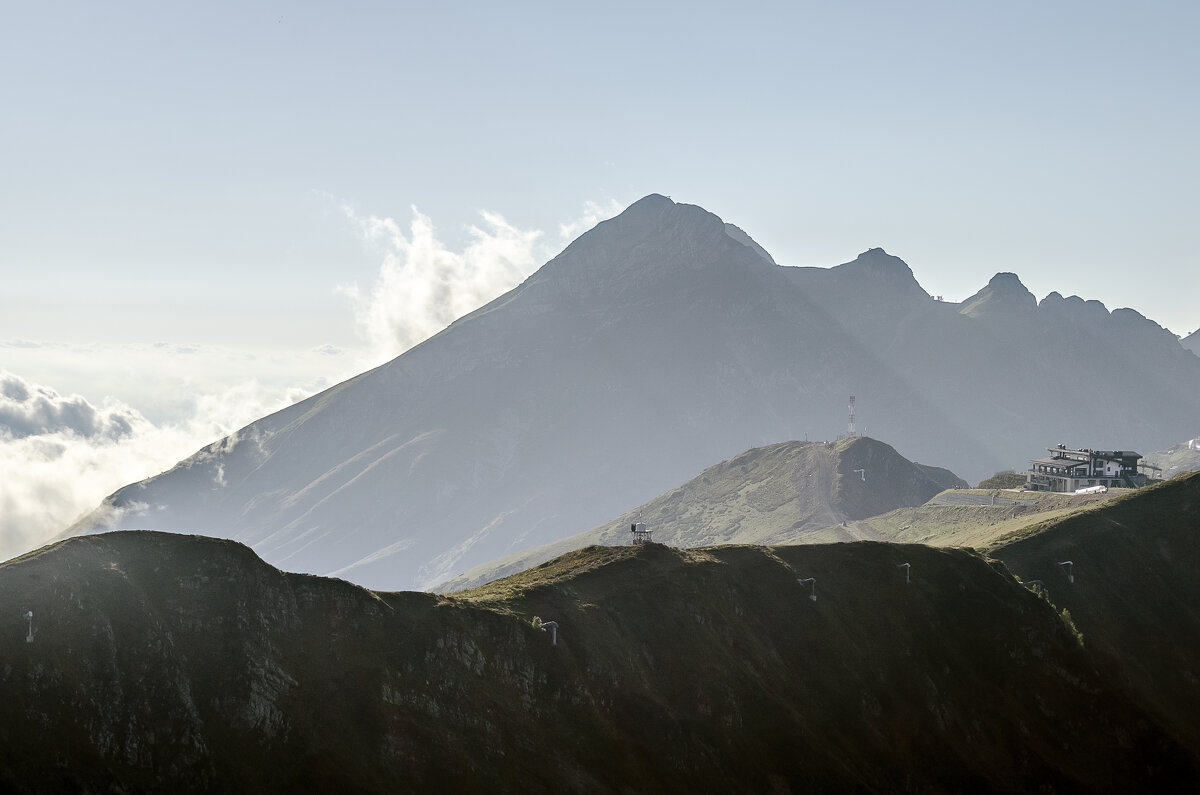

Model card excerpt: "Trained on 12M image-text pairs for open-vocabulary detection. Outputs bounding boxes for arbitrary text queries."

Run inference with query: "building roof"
[1040,448,1141,461]
[1030,457,1090,469]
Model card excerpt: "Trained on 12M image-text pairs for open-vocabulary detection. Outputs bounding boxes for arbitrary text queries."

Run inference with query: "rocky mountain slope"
[1,527,1195,793]
[66,195,1200,591]
[438,436,967,591]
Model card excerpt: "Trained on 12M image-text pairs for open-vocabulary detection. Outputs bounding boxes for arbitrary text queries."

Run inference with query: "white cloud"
[557,198,624,242]
[0,340,345,426]
[338,206,543,366]
[0,371,138,441]
[0,366,325,562]
[338,198,626,366]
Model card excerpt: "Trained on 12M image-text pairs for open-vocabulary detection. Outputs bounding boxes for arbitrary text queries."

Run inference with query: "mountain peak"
[960,272,1036,317]
[826,248,928,300]
[1040,292,1110,325]
[529,194,772,295]
[849,247,912,273]
[626,192,674,210]
[986,272,1029,291]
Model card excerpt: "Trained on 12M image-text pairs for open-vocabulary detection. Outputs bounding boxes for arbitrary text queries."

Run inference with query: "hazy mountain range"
[68,195,1200,591]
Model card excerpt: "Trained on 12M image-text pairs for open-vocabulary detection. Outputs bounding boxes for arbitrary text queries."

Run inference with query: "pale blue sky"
[3,1,1198,344]
[1,1,1198,558]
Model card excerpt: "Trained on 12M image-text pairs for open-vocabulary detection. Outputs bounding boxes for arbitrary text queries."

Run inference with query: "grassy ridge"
[1,530,1194,791]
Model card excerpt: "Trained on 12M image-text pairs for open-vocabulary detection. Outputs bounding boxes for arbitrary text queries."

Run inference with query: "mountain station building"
[1026,445,1150,492]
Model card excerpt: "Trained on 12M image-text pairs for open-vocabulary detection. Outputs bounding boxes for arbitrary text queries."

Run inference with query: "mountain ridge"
[3,524,1196,792]
[65,195,1200,591]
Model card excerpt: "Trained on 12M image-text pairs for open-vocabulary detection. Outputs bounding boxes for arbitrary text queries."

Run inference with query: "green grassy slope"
[836,489,1123,549]
[438,437,966,592]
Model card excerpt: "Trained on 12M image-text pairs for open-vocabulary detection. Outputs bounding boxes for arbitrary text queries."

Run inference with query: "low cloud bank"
[0,367,324,562]
[1,371,139,441]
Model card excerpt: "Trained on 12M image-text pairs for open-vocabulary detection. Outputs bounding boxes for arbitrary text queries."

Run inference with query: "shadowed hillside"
[437,437,967,592]
[0,531,1193,792]
[990,470,1200,754]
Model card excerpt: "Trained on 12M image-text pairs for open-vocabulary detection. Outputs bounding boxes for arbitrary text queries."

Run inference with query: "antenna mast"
[847,395,857,438]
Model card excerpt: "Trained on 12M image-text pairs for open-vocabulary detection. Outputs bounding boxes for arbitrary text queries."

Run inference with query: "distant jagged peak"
[829,247,929,299]
[1064,294,1108,314]
[1039,293,1177,342]
[960,272,1036,318]
[1110,307,1183,347]
[1040,291,1110,324]
[849,247,907,271]
[1038,291,1066,309]
[1111,306,1148,323]
[985,271,1032,293]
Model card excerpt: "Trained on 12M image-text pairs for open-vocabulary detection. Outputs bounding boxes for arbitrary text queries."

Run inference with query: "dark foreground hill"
[438,436,967,591]
[1,529,1195,793]
[990,469,1200,756]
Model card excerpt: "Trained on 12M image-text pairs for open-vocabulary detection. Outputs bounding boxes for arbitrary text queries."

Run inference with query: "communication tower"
[847,395,857,438]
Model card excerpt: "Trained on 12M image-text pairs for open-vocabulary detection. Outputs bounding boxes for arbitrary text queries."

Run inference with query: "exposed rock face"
[66,195,1200,591]
[1,527,1196,792]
